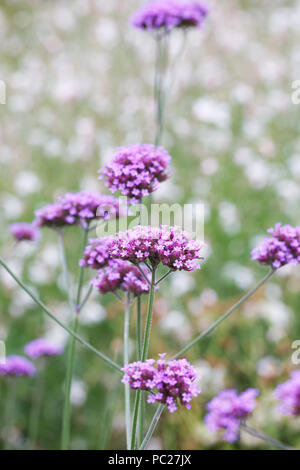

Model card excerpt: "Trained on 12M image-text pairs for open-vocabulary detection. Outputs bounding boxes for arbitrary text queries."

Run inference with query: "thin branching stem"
[155,269,173,285]
[124,294,131,449]
[240,422,294,451]
[173,268,275,359]
[0,257,122,373]
[139,404,165,450]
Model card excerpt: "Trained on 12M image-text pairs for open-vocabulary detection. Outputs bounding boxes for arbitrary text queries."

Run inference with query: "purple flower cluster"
[35,192,123,229]
[204,389,259,442]
[251,223,300,269]
[274,370,300,417]
[79,238,111,270]
[91,260,150,297]
[131,0,208,32]
[25,339,63,360]
[0,355,36,378]
[107,225,203,271]
[122,354,200,413]
[99,144,172,203]
[9,222,40,242]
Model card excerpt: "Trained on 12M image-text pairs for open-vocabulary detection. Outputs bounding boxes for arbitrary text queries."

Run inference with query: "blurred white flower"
[14,171,42,195]
[70,379,87,406]
[79,300,107,325]
[201,157,219,176]
[94,19,118,49]
[159,310,187,333]
[193,98,230,129]
[256,356,284,379]
[170,271,195,295]
[222,262,254,289]
[194,360,226,394]
[218,201,241,235]
[28,261,55,285]
[1,193,24,219]
[9,287,36,317]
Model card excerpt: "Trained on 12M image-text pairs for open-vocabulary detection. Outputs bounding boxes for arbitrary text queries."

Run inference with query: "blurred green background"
[0,0,300,449]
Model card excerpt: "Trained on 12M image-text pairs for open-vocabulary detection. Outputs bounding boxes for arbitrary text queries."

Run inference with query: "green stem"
[136,297,142,361]
[61,229,91,450]
[136,297,143,448]
[58,230,74,311]
[0,257,122,373]
[240,423,294,451]
[124,295,131,449]
[154,33,169,146]
[142,269,156,362]
[77,284,93,314]
[139,404,165,450]
[98,382,121,450]
[173,269,275,359]
[28,366,44,449]
[130,390,141,450]
[61,315,79,450]
[75,229,88,309]
[4,379,17,450]
[131,270,156,449]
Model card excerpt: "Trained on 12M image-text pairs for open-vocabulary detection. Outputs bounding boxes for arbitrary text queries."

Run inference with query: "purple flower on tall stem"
[131,0,208,32]
[79,238,111,270]
[204,388,259,443]
[91,260,150,297]
[99,144,172,203]
[274,370,300,417]
[106,225,203,272]
[9,222,40,242]
[251,223,300,269]
[122,354,200,413]
[25,339,63,360]
[0,355,36,378]
[35,192,123,230]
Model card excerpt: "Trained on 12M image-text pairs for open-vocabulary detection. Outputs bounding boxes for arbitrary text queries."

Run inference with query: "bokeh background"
[1,0,300,450]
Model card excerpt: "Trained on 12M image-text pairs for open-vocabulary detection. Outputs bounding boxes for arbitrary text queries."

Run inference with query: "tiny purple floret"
[99,144,172,203]
[131,0,208,32]
[25,338,63,360]
[274,370,300,417]
[204,388,259,443]
[91,260,150,297]
[122,354,200,413]
[104,225,203,272]
[0,355,36,378]
[251,223,300,269]
[9,222,40,242]
[35,192,124,229]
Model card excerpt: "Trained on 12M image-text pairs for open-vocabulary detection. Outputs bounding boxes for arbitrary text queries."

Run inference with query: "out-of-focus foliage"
[0,0,300,449]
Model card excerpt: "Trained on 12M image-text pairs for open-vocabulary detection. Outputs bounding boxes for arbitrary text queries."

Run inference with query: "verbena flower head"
[131,0,208,32]
[107,225,203,271]
[251,223,300,269]
[9,222,40,242]
[0,355,36,378]
[274,370,300,416]
[79,238,111,270]
[35,192,123,230]
[91,260,150,297]
[204,389,259,442]
[99,144,172,203]
[122,354,200,413]
[25,339,63,360]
